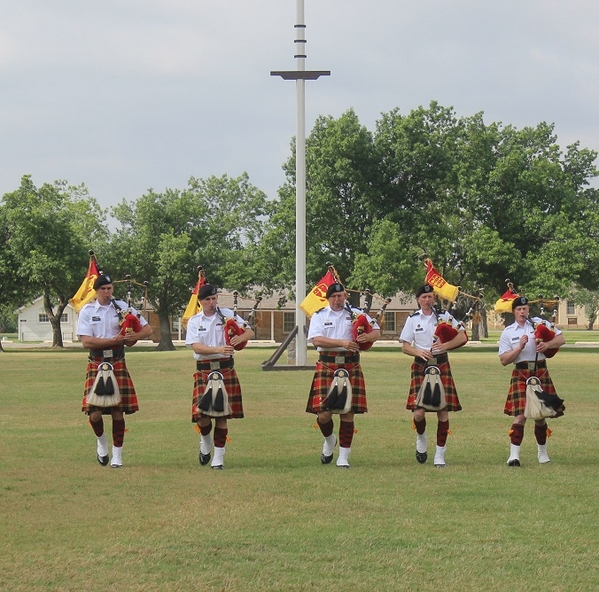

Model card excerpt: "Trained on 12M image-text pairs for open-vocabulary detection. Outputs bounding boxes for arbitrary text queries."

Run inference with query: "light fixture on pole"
[271,0,330,366]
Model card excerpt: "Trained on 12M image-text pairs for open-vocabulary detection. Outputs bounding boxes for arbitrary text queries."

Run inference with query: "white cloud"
[1,0,598,210]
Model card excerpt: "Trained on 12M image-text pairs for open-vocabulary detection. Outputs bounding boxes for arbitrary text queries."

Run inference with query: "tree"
[1,176,108,347]
[570,288,599,330]
[269,101,599,331]
[258,109,381,294]
[109,173,273,350]
[366,105,599,304]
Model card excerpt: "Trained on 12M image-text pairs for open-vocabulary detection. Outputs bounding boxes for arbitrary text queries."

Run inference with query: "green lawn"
[1,347,598,591]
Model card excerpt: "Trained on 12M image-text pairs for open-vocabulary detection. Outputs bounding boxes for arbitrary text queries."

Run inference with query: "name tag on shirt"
[92,316,101,322]
[324,321,333,327]
[198,326,207,332]
[415,326,425,332]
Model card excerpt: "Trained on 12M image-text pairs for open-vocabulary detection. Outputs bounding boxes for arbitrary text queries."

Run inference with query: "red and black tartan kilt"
[504,367,562,417]
[81,359,139,415]
[406,358,462,412]
[191,367,244,421]
[306,360,368,414]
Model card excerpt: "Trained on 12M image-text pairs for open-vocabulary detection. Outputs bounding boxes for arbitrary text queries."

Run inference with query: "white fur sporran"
[415,366,446,411]
[197,371,231,417]
[524,376,558,420]
[86,362,121,408]
[323,368,353,414]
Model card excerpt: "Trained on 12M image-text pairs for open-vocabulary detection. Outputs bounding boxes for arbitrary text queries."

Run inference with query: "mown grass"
[1,346,598,591]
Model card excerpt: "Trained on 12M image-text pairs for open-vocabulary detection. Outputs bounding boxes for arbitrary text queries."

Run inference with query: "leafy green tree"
[260,101,599,321]
[1,175,108,346]
[109,173,272,350]
[569,288,599,330]
[369,105,599,303]
[258,109,381,295]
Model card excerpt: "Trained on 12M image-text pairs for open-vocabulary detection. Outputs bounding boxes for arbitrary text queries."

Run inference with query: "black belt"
[318,352,360,364]
[516,360,547,370]
[89,348,124,362]
[416,353,448,365]
[196,358,234,372]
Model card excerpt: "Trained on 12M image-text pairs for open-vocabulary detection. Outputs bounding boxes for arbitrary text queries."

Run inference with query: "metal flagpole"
[271,0,330,366]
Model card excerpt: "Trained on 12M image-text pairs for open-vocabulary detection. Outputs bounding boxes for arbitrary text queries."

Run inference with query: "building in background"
[15,294,593,343]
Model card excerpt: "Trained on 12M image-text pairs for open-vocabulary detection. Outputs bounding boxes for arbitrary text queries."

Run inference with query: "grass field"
[1,346,599,591]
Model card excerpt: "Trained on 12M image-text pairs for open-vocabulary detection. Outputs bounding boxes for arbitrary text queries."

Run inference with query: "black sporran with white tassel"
[323,368,353,414]
[86,362,121,408]
[415,366,446,411]
[197,371,231,417]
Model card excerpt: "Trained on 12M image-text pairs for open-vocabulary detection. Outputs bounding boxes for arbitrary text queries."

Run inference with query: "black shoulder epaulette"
[409,310,420,318]
[315,307,325,314]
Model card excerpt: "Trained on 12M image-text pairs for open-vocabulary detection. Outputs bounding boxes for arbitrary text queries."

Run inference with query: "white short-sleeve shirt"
[186,307,245,361]
[399,309,465,350]
[307,305,379,352]
[77,299,147,340]
[498,316,561,363]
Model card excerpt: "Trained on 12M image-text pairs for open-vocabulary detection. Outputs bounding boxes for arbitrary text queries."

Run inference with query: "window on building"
[39,313,68,323]
[567,301,575,316]
[283,312,295,333]
[383,311,396,333]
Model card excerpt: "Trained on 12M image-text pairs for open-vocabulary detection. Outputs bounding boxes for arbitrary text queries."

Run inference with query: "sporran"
[86,362,121,408]
[197,371,232,417]
[415,366,446,411]
[323,368,353,414]
[524,376,564,420]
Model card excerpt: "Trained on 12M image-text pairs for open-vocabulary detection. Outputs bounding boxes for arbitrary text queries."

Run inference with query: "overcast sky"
[1,0,598,219]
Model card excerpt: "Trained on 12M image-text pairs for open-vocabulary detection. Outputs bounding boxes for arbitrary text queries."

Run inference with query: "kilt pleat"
[406,359,461,412]
[81,359,139,415]
[306,360,367,414]
[192,367,244,421]
[504,367,562,417]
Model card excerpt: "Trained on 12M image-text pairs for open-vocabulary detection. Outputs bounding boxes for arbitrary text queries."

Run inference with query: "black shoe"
[199,452,211,466]
[97,454,109,466]
[415,451,428,464]
[321,452,334,464]
[508,459,521,467]
[211,464,224,470]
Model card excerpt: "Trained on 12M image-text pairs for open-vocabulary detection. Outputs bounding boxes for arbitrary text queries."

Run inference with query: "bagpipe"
[326,263,385,351]
[347,290,392,351]
[432,291,483,346]
[421,258,484,345]
[111,274,149,346]
[220,291,262,351]
[528,294,560,359]
[191,266,261,350]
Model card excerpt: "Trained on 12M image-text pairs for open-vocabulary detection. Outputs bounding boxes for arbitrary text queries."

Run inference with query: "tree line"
[2,102,599,349]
